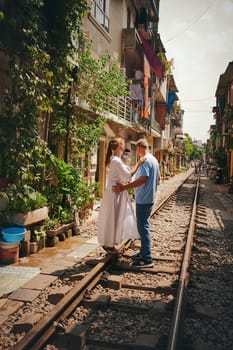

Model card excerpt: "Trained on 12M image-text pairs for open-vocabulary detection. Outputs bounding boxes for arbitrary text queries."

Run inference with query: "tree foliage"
[0,0,128,217]
[184,133,202,160]
[184,133,193,157]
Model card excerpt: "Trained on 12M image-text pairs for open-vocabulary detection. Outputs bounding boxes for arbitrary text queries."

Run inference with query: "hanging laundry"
[130,82,143,100]
[140,35,163,79]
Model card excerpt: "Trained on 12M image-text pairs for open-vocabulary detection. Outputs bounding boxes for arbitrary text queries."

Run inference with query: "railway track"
[6,171,199,350]
[180,176,233,350]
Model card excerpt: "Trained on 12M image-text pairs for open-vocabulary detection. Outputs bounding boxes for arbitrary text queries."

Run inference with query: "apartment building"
[0,0,184,201]
[211,61,233,179]
[82,0,184,192]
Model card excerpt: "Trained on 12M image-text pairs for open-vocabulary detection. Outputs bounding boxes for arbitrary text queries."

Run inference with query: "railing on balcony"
[107,96,150,132]
[122,28,141,49]
[76,93,151,133]
[108,96,131,122]
[151,118,161,132]
[175,128,183,135]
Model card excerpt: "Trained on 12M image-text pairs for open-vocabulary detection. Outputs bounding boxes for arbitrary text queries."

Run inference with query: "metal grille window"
[90,0,109,32]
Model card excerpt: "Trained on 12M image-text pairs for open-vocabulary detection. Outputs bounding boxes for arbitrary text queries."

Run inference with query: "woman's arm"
[130,156,146,176]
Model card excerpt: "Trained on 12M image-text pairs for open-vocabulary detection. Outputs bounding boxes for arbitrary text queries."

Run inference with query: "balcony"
[108,96,150,133]
[122,28,143,76]
[76,94,149,133]
[122,28,141,49]
[151,118,161,130]
[175,128,183,135]
[174,140,184,149]
[150,118,161,137]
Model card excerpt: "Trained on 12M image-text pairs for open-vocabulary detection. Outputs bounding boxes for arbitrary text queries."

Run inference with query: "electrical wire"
[181,96,214,102]
[183,110,213,113]
[163,0,216,43]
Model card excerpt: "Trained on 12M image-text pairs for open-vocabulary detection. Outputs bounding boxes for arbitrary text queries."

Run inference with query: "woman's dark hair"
[105,137,124,166]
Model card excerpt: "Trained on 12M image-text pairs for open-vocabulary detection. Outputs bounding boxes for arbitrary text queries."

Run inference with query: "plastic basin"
[1,227,26,243]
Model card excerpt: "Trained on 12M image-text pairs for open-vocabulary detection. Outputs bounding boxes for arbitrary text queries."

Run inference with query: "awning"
[167,92,178,113]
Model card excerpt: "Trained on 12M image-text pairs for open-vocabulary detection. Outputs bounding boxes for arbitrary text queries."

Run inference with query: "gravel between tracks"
[0,170,192,350]
[181,175,233,350]
[1,170,232,350]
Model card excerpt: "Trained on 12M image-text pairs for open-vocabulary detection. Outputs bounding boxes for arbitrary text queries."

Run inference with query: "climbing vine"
[157,52,174,74]
[0,0,49,184]
[0,0,128,217]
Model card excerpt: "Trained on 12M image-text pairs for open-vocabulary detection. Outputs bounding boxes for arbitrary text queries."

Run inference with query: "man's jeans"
[136,203,153,262]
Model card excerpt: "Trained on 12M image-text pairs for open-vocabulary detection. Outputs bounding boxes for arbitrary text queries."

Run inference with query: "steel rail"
[11,255,113,350]
[11,236,131,350]
[10,170,194,350]
[152,170,194,215]
[167,174,200,350]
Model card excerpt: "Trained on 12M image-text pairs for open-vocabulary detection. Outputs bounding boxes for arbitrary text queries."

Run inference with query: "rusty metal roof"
[168,74,179,93]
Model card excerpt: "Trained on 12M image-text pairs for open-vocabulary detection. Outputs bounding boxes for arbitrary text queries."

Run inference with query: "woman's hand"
[130,156,147,177]
[137,156,147,166]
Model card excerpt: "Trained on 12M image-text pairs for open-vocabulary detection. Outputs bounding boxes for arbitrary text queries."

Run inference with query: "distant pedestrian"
[113,138,160,268]
[97,137,145,255]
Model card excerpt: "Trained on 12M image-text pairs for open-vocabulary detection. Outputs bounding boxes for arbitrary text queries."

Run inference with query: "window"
[127,7,131,28]
[90,0,109,32]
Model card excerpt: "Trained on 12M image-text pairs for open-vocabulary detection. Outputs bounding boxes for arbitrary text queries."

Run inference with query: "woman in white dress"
[98,137,144,254]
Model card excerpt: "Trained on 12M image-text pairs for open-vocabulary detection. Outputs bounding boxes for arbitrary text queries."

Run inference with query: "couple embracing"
[98,137,160,268]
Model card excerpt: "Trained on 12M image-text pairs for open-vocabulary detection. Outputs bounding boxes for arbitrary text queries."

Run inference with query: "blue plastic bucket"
[1,227,26,243]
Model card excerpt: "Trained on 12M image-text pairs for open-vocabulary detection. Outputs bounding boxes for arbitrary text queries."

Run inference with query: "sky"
[159,0,233,143]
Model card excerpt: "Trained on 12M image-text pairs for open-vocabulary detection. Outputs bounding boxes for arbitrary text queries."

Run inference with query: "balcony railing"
[76,93,152,133]
[122,28,141,49]
[151,118,161,132]
[107,96,150,132]
[107,96,132,122]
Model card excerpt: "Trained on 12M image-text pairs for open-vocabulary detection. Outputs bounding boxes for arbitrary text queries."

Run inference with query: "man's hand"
[112,182,124,193]
[112,175,147,193]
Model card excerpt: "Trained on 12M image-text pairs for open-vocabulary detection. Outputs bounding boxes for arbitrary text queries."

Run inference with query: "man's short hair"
[136,138,149,148]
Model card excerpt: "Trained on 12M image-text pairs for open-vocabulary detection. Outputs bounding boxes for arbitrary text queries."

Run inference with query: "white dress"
[98,155,139,247]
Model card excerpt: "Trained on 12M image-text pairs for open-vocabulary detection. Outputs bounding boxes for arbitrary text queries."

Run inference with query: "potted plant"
[72,180,99,222]
[76,185,92,221]
[45,201,73,234]
[6,184,48,226]
[30,229,47,253]
[45,217,62,237]
[60,207,74,224]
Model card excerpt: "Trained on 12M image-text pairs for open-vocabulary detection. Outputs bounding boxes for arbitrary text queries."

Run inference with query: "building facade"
[0,0,185,201]
[211,61,233,179]
[82,0,184,193]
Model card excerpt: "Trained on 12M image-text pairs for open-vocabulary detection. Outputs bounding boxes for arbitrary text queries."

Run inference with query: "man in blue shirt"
[113,138,160,268]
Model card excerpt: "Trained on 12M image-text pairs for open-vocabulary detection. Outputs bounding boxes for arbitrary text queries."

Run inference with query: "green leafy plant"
[60,208,74,224]
[157,52,174,74]
[0,1,129,223]
[44,217,61,230]
[32,229,46,242]
[6,184,47,213]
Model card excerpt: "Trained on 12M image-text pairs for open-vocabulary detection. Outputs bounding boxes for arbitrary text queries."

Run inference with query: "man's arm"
[112,176,147,193]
